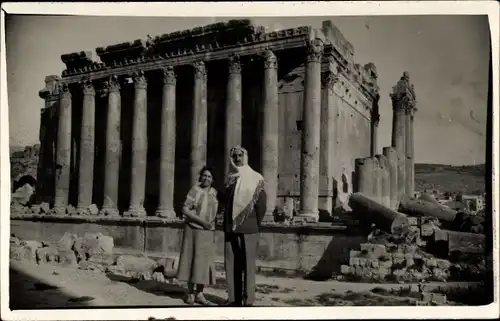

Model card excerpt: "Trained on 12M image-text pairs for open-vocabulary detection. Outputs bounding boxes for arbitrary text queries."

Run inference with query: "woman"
[177,166,218,306]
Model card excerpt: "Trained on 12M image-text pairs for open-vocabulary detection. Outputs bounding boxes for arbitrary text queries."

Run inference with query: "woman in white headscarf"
[222,146,267,307]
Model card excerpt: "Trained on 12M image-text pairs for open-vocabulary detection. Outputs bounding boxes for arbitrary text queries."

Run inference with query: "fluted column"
[224,56,243,176]
[53,82,72,215]
[191,61,208,186]
[101,76,121,216]
[261,50,279,222]
[294,39,324,224]
[76,78,96,214]
[156,66,177,219]
[319,56,339,216]
[405,108,413,197]
[124,71,148,217]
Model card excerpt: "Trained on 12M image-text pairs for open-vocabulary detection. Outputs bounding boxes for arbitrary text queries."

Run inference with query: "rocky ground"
[10,259,483,309]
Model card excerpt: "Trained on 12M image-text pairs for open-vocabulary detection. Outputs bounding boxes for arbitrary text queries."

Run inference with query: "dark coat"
[222,180,267,234]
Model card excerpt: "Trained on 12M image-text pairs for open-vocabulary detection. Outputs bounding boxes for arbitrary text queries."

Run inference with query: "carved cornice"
[228,56,242,74]
[132,70,147,89]
[61,19,312,79]
[80,78,95,96]
[162,66,176,86]
[193,61,207,80]
[306,39,324,63]
[390,72,416,111]
[263,50,277,70]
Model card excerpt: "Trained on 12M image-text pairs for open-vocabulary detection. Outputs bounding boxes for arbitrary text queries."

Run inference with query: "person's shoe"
[195,292,215,306]
[183,293,195,305]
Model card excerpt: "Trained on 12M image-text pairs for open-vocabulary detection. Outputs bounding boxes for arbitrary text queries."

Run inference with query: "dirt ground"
[8,260,476,309]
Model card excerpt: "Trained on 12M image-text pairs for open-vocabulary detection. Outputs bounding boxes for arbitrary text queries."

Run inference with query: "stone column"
[372,156,383,204]
[319,56,339,215]
[191,61,208,186]
[261,50,279,222]
[383,146,399,211]
[224,56,243,176]
[378,154,391,208]
[124,71,148,217]
[37,75,61,204]
[406,108,416,197]
[390,72,416,200]
[53,82,72,215]
[76,78,96,214]
[294,39,324,224]
[370,95,380,157]
[156,66,177,219]
[355,157,375,197]
[101,76,121,216]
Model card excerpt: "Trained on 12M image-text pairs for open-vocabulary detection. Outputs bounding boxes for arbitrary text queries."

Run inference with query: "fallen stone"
[88,204,99,216]
[432,268,449,281]
[431,293,447,304]
[156,257,176,276]
[399,197,457,222]
[340,265,354,275]
[88,253,114,266]
[421,292,433,303]
[435,259,451,270]
[78,260,107,272]
[10,236,20,245]
[139,271,152,281]
[57,232,78,251]
[408,217,418,226]
[40,202,51,214]
[349,250,361,258]
[360,243,387,258]
[36,247,58,264]
[30,205,41,214]
[11,183,34,206]
[115,255,159,274]
[56,249,77,267]
[73,232,114,262]
[152,272,165,282]
[10,244,37,263]
[66,205,77,215]
[379,259,392,269]
[425,258,437,268]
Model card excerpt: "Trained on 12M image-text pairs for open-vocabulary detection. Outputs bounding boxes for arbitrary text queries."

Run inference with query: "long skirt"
[177,224,216,286]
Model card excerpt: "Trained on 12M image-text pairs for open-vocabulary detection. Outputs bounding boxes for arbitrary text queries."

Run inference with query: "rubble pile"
[10,232,177,282]
[343,193,488,283]
[11,202,103,216]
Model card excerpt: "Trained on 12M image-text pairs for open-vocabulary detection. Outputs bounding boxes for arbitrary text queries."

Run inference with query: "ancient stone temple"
[36,19,382,223]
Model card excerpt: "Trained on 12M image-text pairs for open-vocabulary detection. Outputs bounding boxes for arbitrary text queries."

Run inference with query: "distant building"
[462,194,484,213]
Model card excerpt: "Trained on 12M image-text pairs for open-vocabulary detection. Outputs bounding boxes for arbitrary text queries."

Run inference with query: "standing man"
[223,146,267,307]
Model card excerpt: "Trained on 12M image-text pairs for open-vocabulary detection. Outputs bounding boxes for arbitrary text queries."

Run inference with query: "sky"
[5,15,490,165]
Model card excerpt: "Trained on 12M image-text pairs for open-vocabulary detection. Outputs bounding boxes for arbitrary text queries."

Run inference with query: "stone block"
[350,250,361,258]
[431,293,447,304]
[20,240,42,250]
[379,259,393,269]
[56,249,77,267]
[435,259,451,270]
[374,267,390,276]
[349,257,360,266]
[393,257,405,265]
[357,258,372,267]
[434,229,448,242]
[152,271,165,282]
[432,268,448,281]
[57,232,78,251]
[408,217,418,226]
[36,247,58,264]
[88,204,99,215]
[409,284,419,293]
[360,243,386,258]
[10,244,37,263]
[156,257,176,276]
[66,205,77,215]
[392,269,406,278]
[421,222,438,237]
[78,260,107,272]
[370,259,380,268]
[354,266,373,279]
[73,232,113,261]
[425,258,437,268]
[30,205,41,214]
[40,202,51,214]
[340,264,354,275]
[421,292,433,303]
[405,258,415,268]
[88,253,114,266]
[115,255,159,273]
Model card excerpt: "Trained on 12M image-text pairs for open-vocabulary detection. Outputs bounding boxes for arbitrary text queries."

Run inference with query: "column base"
[99,207,120,217]
[261,213,275,224]
[155,208,177,219]
[123,207,147,217]
[292,212,319,224]
[52,206,66,216]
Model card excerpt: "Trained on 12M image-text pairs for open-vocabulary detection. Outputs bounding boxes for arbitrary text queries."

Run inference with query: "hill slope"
[415,163,486,194]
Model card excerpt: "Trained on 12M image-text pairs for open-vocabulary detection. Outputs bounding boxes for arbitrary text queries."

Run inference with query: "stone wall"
[10,215,367,277]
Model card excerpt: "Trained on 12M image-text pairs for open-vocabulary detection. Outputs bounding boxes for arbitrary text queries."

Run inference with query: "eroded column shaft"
[156,67,177,218]
[191,62,208,186]
[296,40,324,223]
[261,51,279,220]
[102,77,122,216]
[54,84,72,214]
[392,107,406,199]
[77,80,96,212]
[125,72,148,217]
[383,146,399,211]
[224,57,243,176]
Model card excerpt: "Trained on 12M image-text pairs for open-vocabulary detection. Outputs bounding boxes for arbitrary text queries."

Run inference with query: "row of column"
[47,50,282,219]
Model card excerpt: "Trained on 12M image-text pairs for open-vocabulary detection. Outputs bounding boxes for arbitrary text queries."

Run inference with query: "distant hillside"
[415,163,486,194]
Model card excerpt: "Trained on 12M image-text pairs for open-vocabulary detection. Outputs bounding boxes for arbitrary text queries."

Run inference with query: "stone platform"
[10,214,368,277]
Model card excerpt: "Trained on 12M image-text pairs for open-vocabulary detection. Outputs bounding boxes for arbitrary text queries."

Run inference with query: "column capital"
[162,66,176,85]
[306,38,324,63]
[193,61,207,80]
[132,70,147,89]
[57,81,71,97]
[108,75,121,93]
[228,56,242,74]
[80,78,95,96]
[263,50,277,70]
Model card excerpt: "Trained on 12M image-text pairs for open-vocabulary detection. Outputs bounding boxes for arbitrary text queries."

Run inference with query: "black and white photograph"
[1,2,498,320]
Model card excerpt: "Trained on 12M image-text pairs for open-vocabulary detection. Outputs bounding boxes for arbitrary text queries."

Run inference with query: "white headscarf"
[225,146,264,230]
